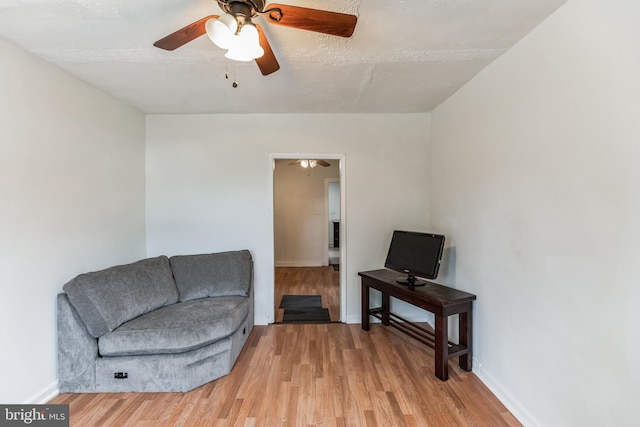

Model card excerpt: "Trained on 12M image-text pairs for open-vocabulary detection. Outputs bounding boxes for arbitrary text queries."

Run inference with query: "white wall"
[429,1,639,425]
[0,38,146,403]
[274,159,340,266]
[145,113,431,324]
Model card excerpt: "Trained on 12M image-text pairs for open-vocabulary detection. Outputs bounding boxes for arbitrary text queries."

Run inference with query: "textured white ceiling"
[0,0,566,114]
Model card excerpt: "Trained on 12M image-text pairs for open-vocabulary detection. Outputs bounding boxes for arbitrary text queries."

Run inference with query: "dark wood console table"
[359,269,477,381]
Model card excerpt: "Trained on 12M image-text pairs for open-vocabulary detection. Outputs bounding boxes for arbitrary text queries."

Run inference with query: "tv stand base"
[396,278,426,287]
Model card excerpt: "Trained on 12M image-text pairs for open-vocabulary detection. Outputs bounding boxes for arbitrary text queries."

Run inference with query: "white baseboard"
[275,260,326,267]
[473,358,540,427]
[25,380,59,404]
[345,314,360,324]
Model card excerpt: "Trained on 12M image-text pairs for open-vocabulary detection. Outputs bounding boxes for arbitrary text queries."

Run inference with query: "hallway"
[274,266,340,322]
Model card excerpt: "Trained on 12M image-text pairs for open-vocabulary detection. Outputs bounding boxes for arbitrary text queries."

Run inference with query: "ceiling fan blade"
[153,15,218,51]
[317,160,331,167]
[289,160,302,165]
[255,25,280,75]
[265,4,357,38]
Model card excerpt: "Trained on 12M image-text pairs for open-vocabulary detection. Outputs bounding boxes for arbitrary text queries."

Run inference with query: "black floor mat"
[279,295,331,323]
[282,308,331,323]
[279,295,322,310]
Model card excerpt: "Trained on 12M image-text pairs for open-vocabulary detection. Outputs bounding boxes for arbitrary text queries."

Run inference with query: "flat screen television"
[384,230,445,287]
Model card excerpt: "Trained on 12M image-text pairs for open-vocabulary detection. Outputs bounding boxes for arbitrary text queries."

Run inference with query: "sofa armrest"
[57,293,98,392]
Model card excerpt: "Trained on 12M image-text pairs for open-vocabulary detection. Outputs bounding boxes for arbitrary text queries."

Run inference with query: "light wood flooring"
[274,266,340,322]
[49,266,520,426]
[50,323,520,426]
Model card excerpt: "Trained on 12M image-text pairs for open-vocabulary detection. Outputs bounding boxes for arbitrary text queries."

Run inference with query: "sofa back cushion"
[63,256,179,338]
[169,250,253,302]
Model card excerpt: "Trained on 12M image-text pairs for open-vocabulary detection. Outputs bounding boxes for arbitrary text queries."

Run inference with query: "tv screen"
[384,230,445,286]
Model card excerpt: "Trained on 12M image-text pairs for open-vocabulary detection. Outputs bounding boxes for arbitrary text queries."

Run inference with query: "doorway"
[268,154,346,324]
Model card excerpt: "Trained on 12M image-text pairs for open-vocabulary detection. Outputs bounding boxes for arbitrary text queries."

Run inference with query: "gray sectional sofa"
[57,250,254,393]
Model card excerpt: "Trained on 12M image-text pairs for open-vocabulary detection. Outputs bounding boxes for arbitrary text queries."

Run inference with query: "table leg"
[459,307,473,371]
[434,313,449,381]
[361,284,370,331]
[382,293,391,326]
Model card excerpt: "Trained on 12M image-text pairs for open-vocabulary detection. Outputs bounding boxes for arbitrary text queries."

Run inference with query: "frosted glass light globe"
[206,14,238,50]
[225,24,264,61]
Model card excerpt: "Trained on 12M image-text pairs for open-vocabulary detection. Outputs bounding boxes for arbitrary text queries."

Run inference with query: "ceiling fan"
[290,159,330,168]
[153,0,358,76]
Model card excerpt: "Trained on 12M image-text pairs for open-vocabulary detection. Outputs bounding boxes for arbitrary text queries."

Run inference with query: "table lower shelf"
[369,307,468,359]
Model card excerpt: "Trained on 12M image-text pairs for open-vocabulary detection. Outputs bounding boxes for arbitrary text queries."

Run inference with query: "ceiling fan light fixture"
[205,13,238,49]
[155,2,358,76]
[300,160,309,168]
[225,23,264,61]
[309,160,318,168]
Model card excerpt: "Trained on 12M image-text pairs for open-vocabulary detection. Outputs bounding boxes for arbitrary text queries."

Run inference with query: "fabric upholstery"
[63,256,179,337]
[57,294,98,392]
[170,250,252,301]
[98,296,250,356]
[94,315,252,393]
[57,250,255,393]
[94,331,238,393]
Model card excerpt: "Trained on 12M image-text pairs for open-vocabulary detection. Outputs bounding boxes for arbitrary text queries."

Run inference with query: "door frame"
[267,153,347,323]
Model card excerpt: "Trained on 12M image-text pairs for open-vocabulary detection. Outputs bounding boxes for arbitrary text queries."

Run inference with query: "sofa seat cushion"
[98,296,250,357]
[63,256,180,338]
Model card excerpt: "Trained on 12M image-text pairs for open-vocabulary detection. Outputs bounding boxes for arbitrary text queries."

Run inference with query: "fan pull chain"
[223,57,238,88]
[232,61,238,88]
